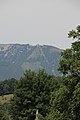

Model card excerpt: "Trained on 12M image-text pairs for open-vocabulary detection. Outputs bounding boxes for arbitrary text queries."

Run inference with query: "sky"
[0,0,80,49]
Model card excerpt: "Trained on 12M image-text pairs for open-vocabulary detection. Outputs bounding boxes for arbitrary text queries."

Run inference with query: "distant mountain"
[0,44,62,80]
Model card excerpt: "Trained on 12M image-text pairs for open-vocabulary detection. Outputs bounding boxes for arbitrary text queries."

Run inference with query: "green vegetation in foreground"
[0,78,17,96]
[10,70,60,120]
[46,25,80,120]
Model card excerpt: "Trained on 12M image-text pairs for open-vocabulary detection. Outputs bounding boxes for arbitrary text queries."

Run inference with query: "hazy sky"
[0,0,80,49]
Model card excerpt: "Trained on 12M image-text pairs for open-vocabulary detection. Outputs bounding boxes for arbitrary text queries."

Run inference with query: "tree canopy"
[0,78,17,96]
[10,70,59,120]
[58,25,80,76]
[46,25,80,120]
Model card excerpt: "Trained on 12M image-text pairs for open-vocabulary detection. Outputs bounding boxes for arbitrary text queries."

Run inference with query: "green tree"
[10,70,59,120]
[58,25,80,76]
[0,78,17,96]
[0,103,9,120]
[46,25,80,120]
[47,76,80,120]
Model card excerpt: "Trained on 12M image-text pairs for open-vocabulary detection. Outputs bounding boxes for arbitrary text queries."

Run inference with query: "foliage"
[46,25,80,120]
[0,103,10,120]
[58,25,80,76]
[10,70,59,120]
[46,76,80,120]
[0,78,17,96]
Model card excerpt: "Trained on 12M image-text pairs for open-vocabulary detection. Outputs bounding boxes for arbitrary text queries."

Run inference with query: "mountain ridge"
[0,44,62,80]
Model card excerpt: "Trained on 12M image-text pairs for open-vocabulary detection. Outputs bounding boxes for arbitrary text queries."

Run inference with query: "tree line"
[0,78,17,96]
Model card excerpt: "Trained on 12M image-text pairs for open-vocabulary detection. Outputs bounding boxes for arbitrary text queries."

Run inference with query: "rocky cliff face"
[0,44,62,80]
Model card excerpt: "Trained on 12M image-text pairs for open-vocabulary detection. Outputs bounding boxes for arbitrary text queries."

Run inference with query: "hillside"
[0,94,13,104]
[0,44,62,80]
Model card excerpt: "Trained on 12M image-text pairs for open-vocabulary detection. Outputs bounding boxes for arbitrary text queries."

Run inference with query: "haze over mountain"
[0,44,62,80]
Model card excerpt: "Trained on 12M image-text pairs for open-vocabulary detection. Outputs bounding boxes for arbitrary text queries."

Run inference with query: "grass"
[0,94,13,104]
